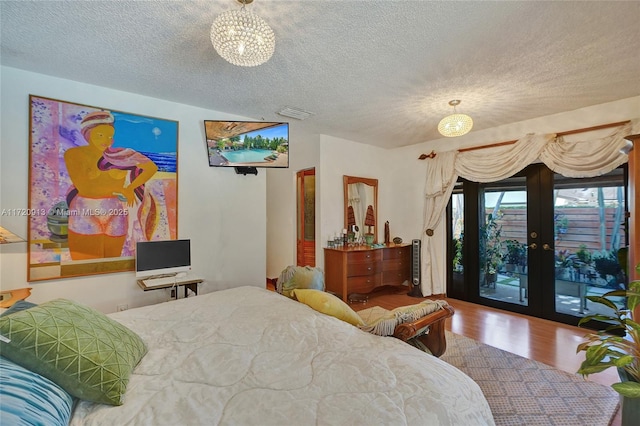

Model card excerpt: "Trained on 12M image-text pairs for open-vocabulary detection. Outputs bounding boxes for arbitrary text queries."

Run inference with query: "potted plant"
[504,239,527,273]
[452,236,463,273]
[479,213,503,287]
[594,250,623,289]
[554,212,569,240]
[452,235,465,289]
[555,249,577,280]
[576,263,640,425]
[575,244,593,274]
[576,244,592,265]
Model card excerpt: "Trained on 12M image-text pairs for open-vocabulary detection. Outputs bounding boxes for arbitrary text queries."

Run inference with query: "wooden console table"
[324,244,411,302]
[137,276,203,299]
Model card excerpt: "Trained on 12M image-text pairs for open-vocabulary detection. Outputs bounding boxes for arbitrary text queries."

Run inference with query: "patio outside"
[452,180,628,319]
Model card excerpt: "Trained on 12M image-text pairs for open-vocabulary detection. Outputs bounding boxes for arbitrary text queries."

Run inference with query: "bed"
[1,286,494,425]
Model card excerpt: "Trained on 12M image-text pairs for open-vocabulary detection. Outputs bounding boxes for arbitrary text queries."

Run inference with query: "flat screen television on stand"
[204,120,289,175]
[135,239,191,279]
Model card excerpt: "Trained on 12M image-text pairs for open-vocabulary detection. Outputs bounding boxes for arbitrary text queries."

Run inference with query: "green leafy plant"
[479,213,503,275]
[576,244,592,265]
[554,213,569,240]
[592,250,624,289]
[555,249,577,269]
[504,239,527,267]
[593,250,622,279]
[576,263,640,398]
[452,236,463,273]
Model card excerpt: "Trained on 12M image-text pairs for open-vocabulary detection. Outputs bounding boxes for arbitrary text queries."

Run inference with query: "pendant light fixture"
[210,0,275,67]
[438,100,474,137]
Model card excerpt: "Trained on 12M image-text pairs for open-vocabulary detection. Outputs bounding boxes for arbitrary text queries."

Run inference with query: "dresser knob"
[367,267,372,271]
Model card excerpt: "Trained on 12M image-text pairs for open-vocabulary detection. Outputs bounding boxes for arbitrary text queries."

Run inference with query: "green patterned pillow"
[0,299,147,405]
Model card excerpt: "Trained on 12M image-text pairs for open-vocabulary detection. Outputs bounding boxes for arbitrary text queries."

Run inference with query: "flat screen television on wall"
[204,121,289,172]
[135,239,191,278]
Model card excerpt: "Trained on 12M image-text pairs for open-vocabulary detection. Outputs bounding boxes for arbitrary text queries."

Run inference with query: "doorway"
[448,164,628,326]
[296,168,315,267]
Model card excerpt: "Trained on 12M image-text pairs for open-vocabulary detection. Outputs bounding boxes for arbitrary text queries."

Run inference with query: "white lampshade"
[210,1,275,67]
[438,100,473,137]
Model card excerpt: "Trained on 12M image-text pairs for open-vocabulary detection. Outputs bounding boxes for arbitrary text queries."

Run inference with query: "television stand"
[137,276,203,299]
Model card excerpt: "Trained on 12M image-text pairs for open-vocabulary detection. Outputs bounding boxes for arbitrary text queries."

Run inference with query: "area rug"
[440,331,620,426]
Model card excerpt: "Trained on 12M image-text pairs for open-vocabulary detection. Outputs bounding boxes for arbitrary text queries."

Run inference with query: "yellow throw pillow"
[291,289,365,327]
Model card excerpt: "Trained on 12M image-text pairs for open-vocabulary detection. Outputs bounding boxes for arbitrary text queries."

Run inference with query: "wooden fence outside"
[494,207,625,255]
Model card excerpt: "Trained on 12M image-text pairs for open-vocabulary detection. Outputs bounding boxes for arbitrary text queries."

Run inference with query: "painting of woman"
[64,111,158,260]
[28,96,178,281]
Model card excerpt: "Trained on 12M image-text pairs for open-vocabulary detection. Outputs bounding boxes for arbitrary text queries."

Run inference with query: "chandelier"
[438,100,473,137]
[210,0,275,67]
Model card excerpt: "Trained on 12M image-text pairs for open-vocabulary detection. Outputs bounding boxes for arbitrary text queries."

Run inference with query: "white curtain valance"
[455,134,553,182]
[539,120,638,178]
[418,118,640,296]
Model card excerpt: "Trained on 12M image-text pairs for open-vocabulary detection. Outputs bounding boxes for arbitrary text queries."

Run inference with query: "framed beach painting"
[27,95,179,281]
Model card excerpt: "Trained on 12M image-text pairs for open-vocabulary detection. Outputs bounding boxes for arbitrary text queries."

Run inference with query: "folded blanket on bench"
[358,299,450,336]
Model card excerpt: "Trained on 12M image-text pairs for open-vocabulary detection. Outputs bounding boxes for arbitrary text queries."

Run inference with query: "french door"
[448,164,627,326]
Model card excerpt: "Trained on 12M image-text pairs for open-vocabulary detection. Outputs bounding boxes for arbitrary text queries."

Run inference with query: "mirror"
[343,175,378,244]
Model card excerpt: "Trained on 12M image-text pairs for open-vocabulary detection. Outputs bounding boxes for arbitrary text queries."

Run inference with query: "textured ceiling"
[1,1,639,149]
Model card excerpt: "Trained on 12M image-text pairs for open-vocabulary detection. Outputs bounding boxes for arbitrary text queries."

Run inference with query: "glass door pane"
[553,173,627,318]
[303,175,315,241]
[451,192,464,293]
[479,178,529,307]
[296,169,316,267]
[448,165,629,327]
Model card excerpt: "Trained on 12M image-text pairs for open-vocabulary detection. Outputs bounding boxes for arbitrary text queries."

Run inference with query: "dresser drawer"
[347,250,382,264]
[383,247,409,260]
[383,258,408,272]
[324,246,408,302]
[347,262,380,277]
[383,270,409,286]
[347,273,382,293]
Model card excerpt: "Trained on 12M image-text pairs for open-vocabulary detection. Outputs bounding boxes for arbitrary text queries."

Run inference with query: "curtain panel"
[419,118,640,296]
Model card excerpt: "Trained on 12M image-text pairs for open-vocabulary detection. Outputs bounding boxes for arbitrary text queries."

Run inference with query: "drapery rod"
[418,120,631,159]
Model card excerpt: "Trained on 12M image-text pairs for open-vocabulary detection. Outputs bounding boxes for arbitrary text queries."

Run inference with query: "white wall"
[316,135,419,269]
[0,67,267,313]
[266,132,417,278]
[267,132,428,279]
[265,126,320,278]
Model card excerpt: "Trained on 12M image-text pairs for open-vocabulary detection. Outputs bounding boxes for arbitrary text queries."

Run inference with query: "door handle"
[542,243,552,251]
[529,243,538,250]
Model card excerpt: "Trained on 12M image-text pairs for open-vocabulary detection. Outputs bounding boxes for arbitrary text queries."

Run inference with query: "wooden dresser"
[324,244,411,302]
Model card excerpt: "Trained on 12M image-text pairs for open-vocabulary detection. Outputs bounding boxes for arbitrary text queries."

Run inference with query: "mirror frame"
[343,175,379,243]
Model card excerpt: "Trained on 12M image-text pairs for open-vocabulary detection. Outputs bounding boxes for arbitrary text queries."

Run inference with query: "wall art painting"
[28,95,179,281]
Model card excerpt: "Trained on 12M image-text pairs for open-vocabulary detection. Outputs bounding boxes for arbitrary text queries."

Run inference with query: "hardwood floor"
[349,287,622,425]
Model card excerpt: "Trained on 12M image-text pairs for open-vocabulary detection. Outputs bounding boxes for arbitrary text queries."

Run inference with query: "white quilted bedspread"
[71,286,494,425]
